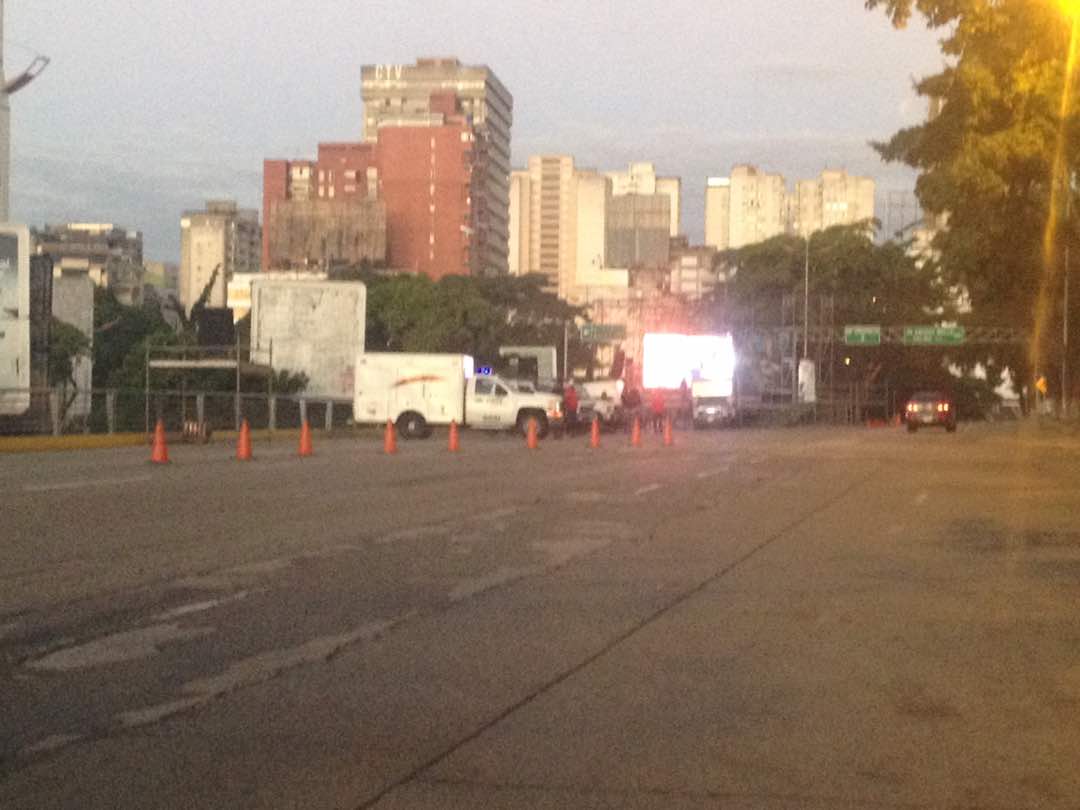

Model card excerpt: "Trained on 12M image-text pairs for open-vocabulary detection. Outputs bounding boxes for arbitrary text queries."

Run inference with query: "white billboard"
[0,224,30,415]
[251,279,366,400]
[642,333,736,392]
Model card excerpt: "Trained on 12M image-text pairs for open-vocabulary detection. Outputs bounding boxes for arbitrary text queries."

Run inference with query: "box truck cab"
[354,353,563,439]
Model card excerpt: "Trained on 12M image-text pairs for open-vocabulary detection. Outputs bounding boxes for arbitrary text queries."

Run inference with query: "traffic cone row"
[150,412,680,465]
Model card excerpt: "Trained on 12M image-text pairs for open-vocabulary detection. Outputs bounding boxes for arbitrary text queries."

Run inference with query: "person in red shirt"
[563,381,579,435]
[650,389,666,432]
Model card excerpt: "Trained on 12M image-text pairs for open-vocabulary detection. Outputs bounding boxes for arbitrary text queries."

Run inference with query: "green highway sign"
[579,323,626,343]
[844,325,882,346]
[902,325,965,346]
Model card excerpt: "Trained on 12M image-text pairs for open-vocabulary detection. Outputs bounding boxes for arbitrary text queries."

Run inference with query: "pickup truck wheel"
[516,411,548,439]
[397,411,428,440]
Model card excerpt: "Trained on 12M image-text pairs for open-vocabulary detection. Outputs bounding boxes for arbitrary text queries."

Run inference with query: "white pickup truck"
[691,378,736,428]
[353,353,563,439]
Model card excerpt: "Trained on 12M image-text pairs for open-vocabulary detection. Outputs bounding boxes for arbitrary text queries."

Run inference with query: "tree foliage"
[866,0,1080,392]
[716,222,949,326]
[48,317,91,389]
[364,272,587,373]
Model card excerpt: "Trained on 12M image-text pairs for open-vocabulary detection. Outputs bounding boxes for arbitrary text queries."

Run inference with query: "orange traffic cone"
[663,416,674,447]
[526,418,539,450]
[237,418,253,461]
[589,416,601,449]
[298,420,313,457]
[383,420,398,455]
[630,416,642,448]
[448,420,460,452]
[150,419,169,464]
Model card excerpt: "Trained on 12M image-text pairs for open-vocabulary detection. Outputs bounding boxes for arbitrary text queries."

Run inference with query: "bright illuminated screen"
[642,333,736,390]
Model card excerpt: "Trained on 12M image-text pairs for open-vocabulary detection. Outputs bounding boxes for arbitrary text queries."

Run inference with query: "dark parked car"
[905,390,957,433]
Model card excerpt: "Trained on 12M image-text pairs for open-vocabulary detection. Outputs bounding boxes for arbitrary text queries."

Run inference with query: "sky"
[6,1,946,263]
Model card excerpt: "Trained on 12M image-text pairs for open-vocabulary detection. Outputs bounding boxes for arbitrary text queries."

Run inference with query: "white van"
[354,353,563,439]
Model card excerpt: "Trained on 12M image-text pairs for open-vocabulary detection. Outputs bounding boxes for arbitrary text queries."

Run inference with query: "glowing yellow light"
[1059,0,1080,18]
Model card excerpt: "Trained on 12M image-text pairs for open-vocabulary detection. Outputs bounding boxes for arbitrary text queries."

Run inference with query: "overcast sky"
[7,1,944,262]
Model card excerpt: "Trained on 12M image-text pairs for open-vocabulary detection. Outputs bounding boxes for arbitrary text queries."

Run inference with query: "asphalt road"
[3,422,1080,808]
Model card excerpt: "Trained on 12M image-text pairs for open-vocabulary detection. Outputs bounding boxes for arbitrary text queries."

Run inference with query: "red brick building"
[263,109,476,279]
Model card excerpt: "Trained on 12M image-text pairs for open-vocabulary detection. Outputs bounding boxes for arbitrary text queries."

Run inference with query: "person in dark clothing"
[621,385,642,431]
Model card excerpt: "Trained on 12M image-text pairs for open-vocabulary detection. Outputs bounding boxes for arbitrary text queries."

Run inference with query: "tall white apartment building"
[180,200,261,314]
[706,166,876,250]
[794,170,876,237]
[509,155,627,304]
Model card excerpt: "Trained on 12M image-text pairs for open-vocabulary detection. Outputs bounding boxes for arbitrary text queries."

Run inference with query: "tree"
[363,272,585,369]
[48,317,91,422]
[716,222,948,327]
[866,0,1080,397]
[93,285,177,389]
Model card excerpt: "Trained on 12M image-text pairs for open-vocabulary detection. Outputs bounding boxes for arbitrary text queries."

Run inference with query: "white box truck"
[354,353,564,439]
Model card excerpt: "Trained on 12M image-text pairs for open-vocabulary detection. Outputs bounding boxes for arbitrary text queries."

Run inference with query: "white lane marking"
[119,614,413,729]
[915,491,929,505]
[20,733,85,758]
[696,467,729,479]
[23,474,152,493]
[634,483,662,496]
[449,566,541,602]
[377,525,449,545]
[27,624,213,671]
[152,591,252,622]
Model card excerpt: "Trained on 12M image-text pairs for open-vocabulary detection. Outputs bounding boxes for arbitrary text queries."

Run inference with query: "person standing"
[563,381,579,435]
[650,389,667,433]
[621,385,642,432]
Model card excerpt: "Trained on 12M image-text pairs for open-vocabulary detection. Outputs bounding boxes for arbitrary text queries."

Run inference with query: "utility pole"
[1065,178,1073,418]
[803,235,810,359]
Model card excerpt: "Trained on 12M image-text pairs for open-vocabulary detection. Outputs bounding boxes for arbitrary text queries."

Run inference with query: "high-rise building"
[32,223,144,304]
[704,177,731,251]
[179,201,260,314]
[508,155,627,304]
[605,162,681,237]
[793,169,875,237]
[509,156,576,293]
[263,143,386,272]
[727,165,788,249]
[376,119,476,279]
[606,195,672,268]
[361,58,513,276]
[668,237,718,299]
